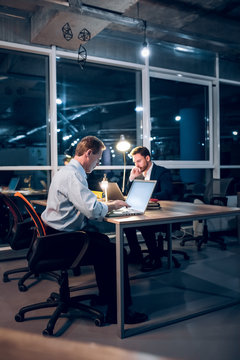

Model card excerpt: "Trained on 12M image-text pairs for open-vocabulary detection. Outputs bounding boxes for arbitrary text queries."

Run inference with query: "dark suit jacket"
[150,163,172,200]
[126,163,172,200]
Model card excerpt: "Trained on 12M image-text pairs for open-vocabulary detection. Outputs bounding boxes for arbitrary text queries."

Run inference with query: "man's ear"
[86,149,92,157]
[146,155,150,162]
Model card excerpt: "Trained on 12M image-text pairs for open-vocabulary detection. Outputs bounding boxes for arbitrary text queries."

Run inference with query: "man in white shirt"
[42,136,147,324]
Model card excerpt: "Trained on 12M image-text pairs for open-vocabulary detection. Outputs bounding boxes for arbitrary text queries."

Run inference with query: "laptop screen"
[126,180,156,212]
[8,177,20,191]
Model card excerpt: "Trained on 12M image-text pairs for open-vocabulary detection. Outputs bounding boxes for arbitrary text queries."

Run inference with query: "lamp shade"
[116,134,130,152]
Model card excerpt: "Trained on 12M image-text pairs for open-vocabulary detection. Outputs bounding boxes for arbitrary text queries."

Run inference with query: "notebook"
[106,182,125,201]
[106,180,157,217]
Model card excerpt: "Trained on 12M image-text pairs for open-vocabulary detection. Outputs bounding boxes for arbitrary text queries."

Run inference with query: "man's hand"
[129,166,142,182]
[107,200,129,213]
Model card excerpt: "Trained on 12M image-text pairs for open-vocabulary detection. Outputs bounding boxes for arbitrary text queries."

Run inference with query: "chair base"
[157,234,190,268]
[3,267,61,292]
[15,270,104,336]
[180,234,227,251]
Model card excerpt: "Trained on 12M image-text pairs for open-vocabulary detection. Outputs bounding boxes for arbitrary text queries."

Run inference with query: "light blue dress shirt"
[41,159,108,231]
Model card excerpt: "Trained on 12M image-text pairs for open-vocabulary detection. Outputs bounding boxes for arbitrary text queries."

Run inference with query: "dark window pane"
[150,77,209,161]
[0,49,49,165]
[56,58,141,166]
[220,83,240,166]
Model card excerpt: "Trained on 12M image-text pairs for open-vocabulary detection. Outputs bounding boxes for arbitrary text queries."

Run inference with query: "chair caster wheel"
[18,284,28,292]
[15,313,24,322]
[47,292,58,302]
[42,328,53,336]
[95,317,103,327]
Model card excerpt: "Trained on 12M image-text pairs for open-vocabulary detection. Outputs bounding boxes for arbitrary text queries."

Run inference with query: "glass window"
[0,49,50,166]
[220,83,240,166]
[149,76,210,161]
[0,170,50,192]
[150,44,216,77]
[56,58,142,166]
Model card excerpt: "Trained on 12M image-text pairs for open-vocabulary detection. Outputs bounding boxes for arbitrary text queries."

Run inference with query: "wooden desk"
[31,199,47,207]
[105,201,240,339]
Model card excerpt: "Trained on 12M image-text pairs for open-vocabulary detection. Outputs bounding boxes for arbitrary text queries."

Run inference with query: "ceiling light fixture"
[141,21,150,58]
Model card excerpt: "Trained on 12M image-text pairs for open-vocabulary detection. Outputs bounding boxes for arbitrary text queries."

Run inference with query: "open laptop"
[106,180,157,217]
[8,177,20,191]
[106,182,125,201]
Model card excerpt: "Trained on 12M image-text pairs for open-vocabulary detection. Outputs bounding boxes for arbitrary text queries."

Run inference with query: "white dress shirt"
[41,159,108,231]
[143,163,153,180]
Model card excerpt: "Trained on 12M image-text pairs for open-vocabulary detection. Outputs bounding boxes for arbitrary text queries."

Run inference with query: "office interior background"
[0,0,240,238]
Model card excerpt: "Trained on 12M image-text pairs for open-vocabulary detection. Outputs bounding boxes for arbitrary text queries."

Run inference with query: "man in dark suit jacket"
[125,146,172,272]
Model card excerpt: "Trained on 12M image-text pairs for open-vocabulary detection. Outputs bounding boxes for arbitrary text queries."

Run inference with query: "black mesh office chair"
[181,178,234,250]
[0,193,36,290]
[13,192,104,336]
[14,231,104,336]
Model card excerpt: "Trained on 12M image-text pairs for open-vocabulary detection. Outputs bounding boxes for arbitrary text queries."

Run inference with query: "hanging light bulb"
[141,41,150,57]
[141,20,150,58]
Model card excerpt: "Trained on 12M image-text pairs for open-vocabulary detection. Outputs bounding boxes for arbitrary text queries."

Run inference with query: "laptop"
[106,182,125,201]
[106,180,157,217]
[8,177,20,191]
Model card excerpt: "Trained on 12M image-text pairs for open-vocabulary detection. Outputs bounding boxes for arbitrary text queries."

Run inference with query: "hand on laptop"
[107,200,129,213]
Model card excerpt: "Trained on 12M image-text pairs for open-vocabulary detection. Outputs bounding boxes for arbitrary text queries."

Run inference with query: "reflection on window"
[0,170,50,192]
[0,49,49,166]
[56,59,142,166]
[220,83,240,166]
[150,77,209,161]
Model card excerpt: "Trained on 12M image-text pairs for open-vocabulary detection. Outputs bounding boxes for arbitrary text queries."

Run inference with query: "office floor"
[0,236,240,360]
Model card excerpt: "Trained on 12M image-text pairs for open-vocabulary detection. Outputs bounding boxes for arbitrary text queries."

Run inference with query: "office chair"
[0,193,36,290]
[5,192,62,292]
[181,178,234,250]
[14,230,104,336]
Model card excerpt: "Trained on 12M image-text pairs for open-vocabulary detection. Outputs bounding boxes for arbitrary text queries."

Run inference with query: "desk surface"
[105,200,240,225]
[31,200,240,221]
[1,189,47,196]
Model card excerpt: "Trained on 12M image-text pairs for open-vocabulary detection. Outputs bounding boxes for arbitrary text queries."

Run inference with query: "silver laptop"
[106,180,156,217]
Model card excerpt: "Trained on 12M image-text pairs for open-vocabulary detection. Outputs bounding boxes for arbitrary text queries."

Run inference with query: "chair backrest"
[204,178,233,203]
[14,192,46,237]
[0,193,33,250]
[0,193,21,243]
[28,231,88,273]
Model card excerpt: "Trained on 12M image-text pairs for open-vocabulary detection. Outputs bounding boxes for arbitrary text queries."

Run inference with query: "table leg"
[166,223,172,269]
[116,224,125,338]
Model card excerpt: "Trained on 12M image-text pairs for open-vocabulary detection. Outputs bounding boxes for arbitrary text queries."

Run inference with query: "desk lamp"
[100,173,108,202]
[116,135,131,193]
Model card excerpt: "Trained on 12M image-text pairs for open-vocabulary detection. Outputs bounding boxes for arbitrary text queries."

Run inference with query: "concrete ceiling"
[0,0,240,58]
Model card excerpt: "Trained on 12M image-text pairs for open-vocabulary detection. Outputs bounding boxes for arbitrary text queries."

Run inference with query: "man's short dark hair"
[75,136,106,156]
[130,146,151,158]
